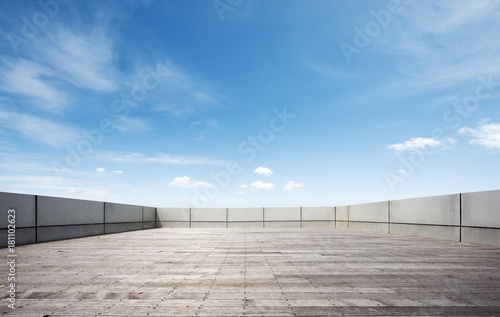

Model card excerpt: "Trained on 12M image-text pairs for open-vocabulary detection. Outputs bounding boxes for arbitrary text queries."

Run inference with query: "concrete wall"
[390,194,460,241]
[462,189,500,246]
[37,196,104,242]
[0,192,36,247]
[104,202,143,234]
[264,207,300,228]
[336,205,349,229]
[302,207,335,228]
[143,207,156,229]
[191,208,226,228]
[228,208,263,228]
[349,201,389,233]
[2,189,499,247]
[156,208,190,228]
[0,192,157,247]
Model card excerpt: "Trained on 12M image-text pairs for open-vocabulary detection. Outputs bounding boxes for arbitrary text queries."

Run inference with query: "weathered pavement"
[1,228,500,316]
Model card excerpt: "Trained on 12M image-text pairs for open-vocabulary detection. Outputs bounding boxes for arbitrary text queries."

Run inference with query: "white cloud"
[240,184,248,188]
[283,181,304,191]
[102,152,225,166]
[237,191,247,195]
[250,181,274,190]
[387,137,455,153]
[169,176,214,189]
[459,122,500,149]
[96,167,123,176]
[253,167,274,176]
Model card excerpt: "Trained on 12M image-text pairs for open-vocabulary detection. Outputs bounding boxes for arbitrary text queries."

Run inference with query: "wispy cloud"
[0,110,79,148]
[41,28,117,92]
[253,167,274,176]
[1,27,117,113]
[305,62,360,79]
[112,117,150,133]
[283,181,304,191]
[250,181,274,190]
[459,121,500,150]
[2,59,67,112]
[102,152,226,166]
[387,137,455,153]
[149,59,226,116]
[169,176,214,189]
[354,0,500,107]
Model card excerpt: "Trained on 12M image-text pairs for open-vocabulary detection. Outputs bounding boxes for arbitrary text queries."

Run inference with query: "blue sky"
[0,0,499,208]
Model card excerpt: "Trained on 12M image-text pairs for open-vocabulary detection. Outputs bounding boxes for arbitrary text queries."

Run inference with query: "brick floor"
[1,228,500,316]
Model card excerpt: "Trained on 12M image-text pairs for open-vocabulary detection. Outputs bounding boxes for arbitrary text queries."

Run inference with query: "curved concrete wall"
[2,189,499,247]
[0,192,157,246]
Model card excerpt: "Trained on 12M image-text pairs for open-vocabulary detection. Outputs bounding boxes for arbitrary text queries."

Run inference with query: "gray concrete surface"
[142,207,156,230]
[0,192,37,247]
[390,194,460,226]
[191,208,226,222]
[2,228,499,316]
[37,196,104,226]
[228,208,263,222]
[349,201,388,223]
[462,189,500,228]
[104,203,142,224]
[264,207,300,221]
[301,207,335,221]
[0,192,35,228]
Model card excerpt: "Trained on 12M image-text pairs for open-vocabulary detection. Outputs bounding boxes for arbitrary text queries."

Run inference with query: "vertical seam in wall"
[189,208,192,228]
[35,195,38,243]
[459,193,462,242]
[142,206,144,230]
[155,207,158,228]
[347,205,350,229]
[388,200,391,234]
[300,207,302,228]
[262,207,265,228]
[103,202,106,235]
[226,208,228,228]
[334,206,337,228]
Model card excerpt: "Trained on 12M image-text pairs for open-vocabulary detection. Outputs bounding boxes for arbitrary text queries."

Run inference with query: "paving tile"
[1,228,500,316]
